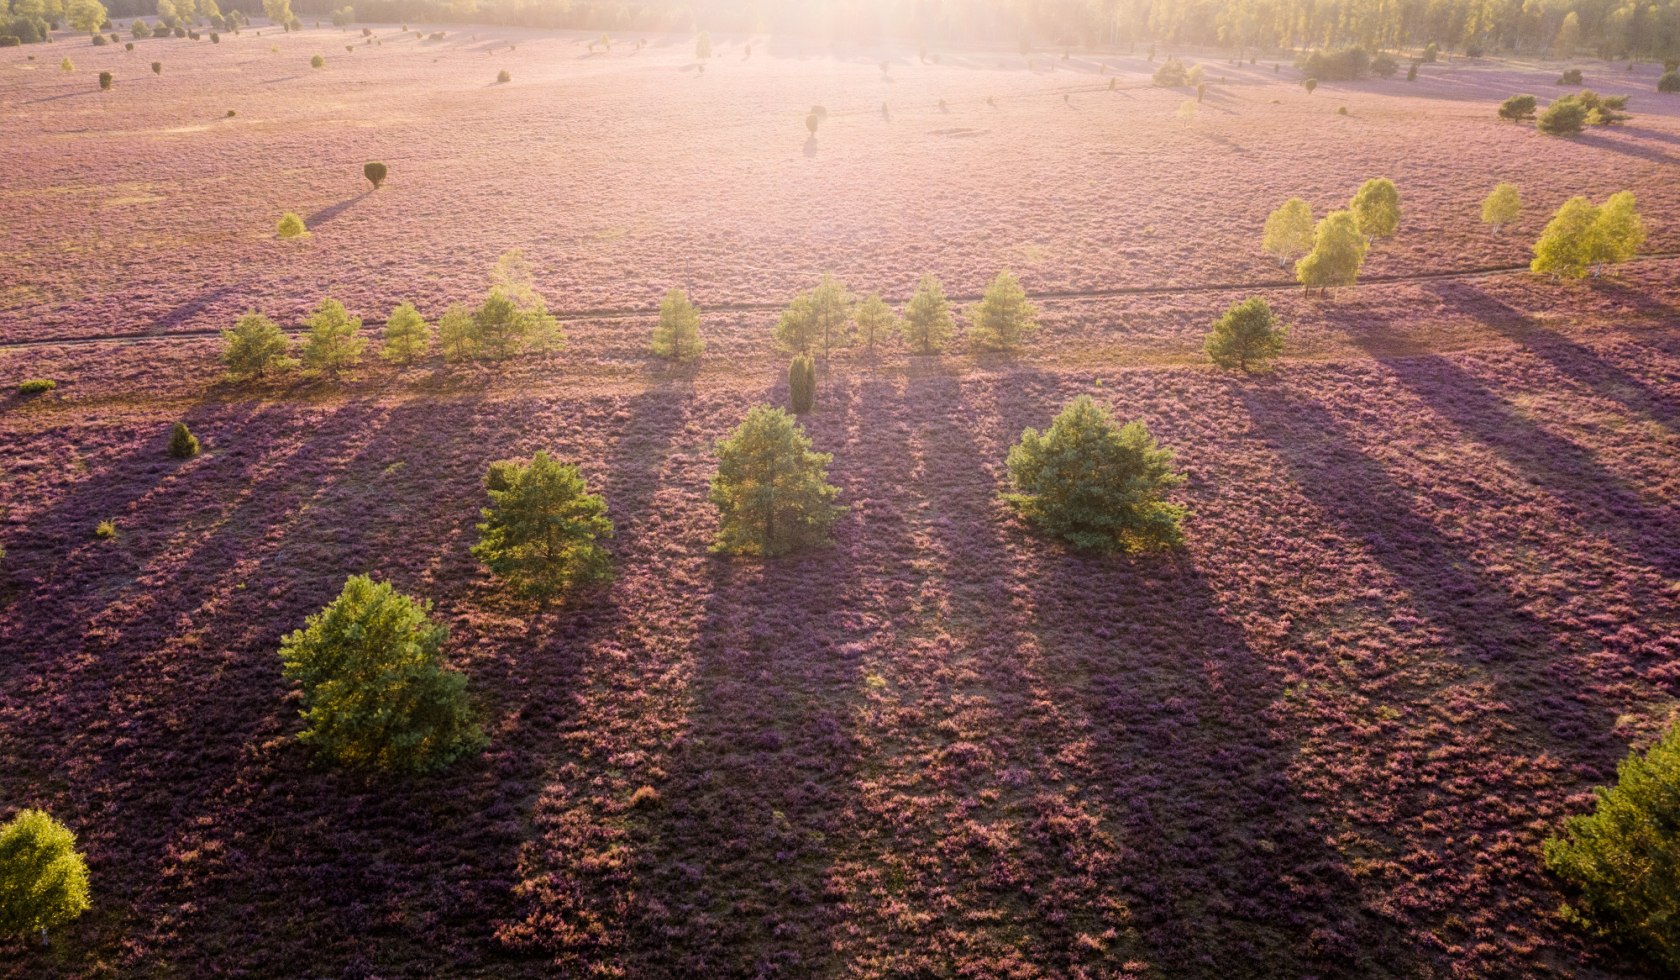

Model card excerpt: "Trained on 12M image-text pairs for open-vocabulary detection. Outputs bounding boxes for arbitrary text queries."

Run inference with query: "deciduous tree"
[1295,210,1368,293]
[0,809,90,946]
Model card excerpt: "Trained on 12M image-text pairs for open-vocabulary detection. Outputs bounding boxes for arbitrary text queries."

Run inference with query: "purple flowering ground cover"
[3,19,1680,980]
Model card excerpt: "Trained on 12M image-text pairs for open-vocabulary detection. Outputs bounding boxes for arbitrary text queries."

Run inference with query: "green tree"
[260,0,291,25]
[1481,182,1521,233]
[1205,296,1288,371]
[65,0,105,33]
[168,421,200,458]
[437,303,476,362]
[1584,190,1645,275]
[902,274,954,354]
[774,276,853,355]
[363,161,387,189]
[469,289,539,359]
[222,311,296,379]
[710,405,843,557]
[788,354,815,413]
[471,452,613,599]
[1349,177,1401,240]
[1004,395,1187,552]
[1530,195,1598,278]
[300,297,365,374]
[0,809,91,946]
[1538,97,1588,135]
[1543,721,1680,973]
[279,575,484,773]
[1498,93,1537,121]
[381,301,430,364]
[965,269,1039,352]
[1262,197,1315,267]
[852,293,899,352]
[1296,210,1369,293]
[650,288,703,361]
[277,211,307,238]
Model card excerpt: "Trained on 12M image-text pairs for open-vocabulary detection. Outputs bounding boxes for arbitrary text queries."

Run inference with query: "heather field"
[4,18,1680,980]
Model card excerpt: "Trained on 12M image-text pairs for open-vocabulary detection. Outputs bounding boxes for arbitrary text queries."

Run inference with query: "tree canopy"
[1205,296,1288,372]
[1349,177,1400,239]
[0,809,91,942]
[472,452,614,599]
[902,274,954,354]
[710,405,843,556]
[1295,210,1369,293]
[1531,191,1644,278]
[1262,197,1315,267]
[651,288,704,362]
[965,270,1038,352]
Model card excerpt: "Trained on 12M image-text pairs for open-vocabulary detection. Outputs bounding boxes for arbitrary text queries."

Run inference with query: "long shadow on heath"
[306,190,372,228]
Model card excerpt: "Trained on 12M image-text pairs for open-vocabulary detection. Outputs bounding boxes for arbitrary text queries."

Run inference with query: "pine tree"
[852,293,900,352]
[436,303,477,362]
[789,354,816,413]
[1544,721,1680,972]
[965,270,1039,352]
[1262,197,1315,267]
[380,301,431,364]
[1349,177,1401,240]
[1205,296,1288,371]
[650,288,703,361]
[710,406,843,556]
[774,276,853,355]
[167,421,200,458]
[279,575,484,772]
[1296,210,1369,293]
[221,310,297,379]
[471,452,614,599]
[299,297,366,374]
[0,809,90,946]
[902,274,954,354]
[1481,183,1521,234]
[1004,395,1187,552]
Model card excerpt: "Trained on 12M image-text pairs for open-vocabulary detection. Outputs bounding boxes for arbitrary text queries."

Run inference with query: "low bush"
[17,378,57,395]
[94,520,116,540]
[497,68,510,83]
[151,60,161,74]
[1498,93,1537,121]
[97,69,111,88]
[167,421,200,458]
[1371,53,1397,77]
[276,211,307,238]
[1558,67,1583,85]
[310,53,323,68]
[363,161,387,188]
[1151,58,1187,86]
[1659,71,1680,93]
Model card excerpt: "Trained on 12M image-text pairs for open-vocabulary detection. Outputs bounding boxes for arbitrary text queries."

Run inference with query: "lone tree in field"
[168,421,200,458]
[280,575,484,773]
[1498,94,1537,122]
[852,293,900,352]
[300,297,366,374]
[222,311,296,379]
[310,53,324,68]
[1205,296,1288,372]
[774,276,854,355]
[1296,210,1369,294]
[1262,197,1315,267]
[965,270,1039,352]
[1349,177,1400,240]
[363,161,387,189]
[0,809,91,947]
[1543,721,1680,973]
[276,211,307,239]
[472,452,614,600]
[1481,183,1522,234]
[710,405,843,557]
[1303,77,1318,93]
[903,274,954,354]
[380,301,430,364]
[1004,395,1187,552]
[788,354,816,414]
[1531,191,1644,279]
[98,70,112,90]
[650,288,703,362]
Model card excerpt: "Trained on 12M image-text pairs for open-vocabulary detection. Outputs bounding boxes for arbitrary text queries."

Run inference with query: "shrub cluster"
[1531,191,1644,279]
[1296,47,1369,80]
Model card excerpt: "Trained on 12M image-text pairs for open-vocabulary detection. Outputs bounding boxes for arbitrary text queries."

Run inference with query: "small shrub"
[1303,77,1318,93]
[710,406,843,557]
[226,109,235,117]
[310,53,323,68]
[1407,62,1418,80]
[97,69,111,88]
[91,31,106,44]
[151,60,161,74]
[1537,97,1588,135]
[167,421,200,458]
[0,35,22,47]
[1558,67,1583,85]
[17,377,57,397]
[1337,105,1348,114]
[1498,93,1537,121]
[1004,395,1187,552]
[1296,47,1368,80]
[280,575,485,772]
[788,354,816,414]
[472,452,614,599]
[1370,53,1397,77]
[276,211,307,238]
[1151,57,1187,86]
[0,809,91,944]
[363,161,387,189]
[94,520,116,540]
[124,41,132,50]
[497,68,510,83]
[60,56,74,71]
[1205,296,1287,371]
[1661,71,1680,93]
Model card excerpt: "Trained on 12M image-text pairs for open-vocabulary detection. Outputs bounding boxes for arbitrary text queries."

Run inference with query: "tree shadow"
[145,284,237,334]
[1571,131,1678,165]
[306,189,372,228]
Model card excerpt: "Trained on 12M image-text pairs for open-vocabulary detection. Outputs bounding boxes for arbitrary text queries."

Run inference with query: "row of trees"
[774,270,1039,356]
[1261,177,1398,293]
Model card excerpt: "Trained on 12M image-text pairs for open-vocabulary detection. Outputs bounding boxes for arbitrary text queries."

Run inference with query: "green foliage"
[773,275,853,355]
[471,452,613,599]
[851,292,899,351]
[65,0,105,33]
[1537,95,1588,134]
[965,269,1038,352]
[279,575,484,772]
[1205,296,1287,371]
[299,297,366,374]
[1303,76,1318,93]
[221,311,296,379]
[1262,197,1314,266]
[1152,57,1187,86]
[94,520,116,539]
[1543,721,1680,972]
[650,288,703,361]
[17,378,56,395]
[363,160,387,188]
[1558,67,1583,84]
[1406,62,1418,80]
[709,405,843,557]
[0,809,91,941]
[1371,53,1398,77]
[497,68,510,83]
[372,301,428,364]
[1295,209,1369,292]
[1422,41,1439,62]
[131,18,150,36]
[277,211,307,239]
[310,52,323,68]
[1003,395,1187,552]
[151,60,162,74]
[167,421,200,458]
[788,354,815,414]
[1349,176,1400,239]
[91,31,106,44]
[436,302,477,361]
[329,4,352,25]
[1661,71,1680,93]
[60,56,74,71]
[1481,182,1521,232]
[1296,46,1368,80]
[902,274,954,354]
[1531,191,1644,278]
[1498,93,1537,121]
